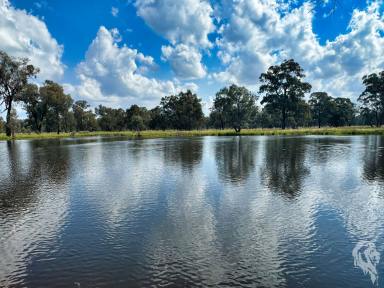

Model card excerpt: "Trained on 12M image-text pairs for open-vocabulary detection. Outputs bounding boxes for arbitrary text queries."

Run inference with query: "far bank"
[1,127,384,141]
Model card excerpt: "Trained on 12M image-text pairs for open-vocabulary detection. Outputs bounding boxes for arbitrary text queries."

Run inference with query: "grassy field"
[0,126,384,141]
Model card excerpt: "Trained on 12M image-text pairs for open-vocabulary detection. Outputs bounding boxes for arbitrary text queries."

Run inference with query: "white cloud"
[111,6,119,17]
[0,0,64,80]
[161,44,207,79]
[135,0,215,80]
[135,0,215,48]
[75,26,196,108]
[213,0,384,101]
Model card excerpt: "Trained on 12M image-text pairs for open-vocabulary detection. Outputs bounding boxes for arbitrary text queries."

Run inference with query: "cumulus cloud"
[135,0,215,80]
[135,0,215,47]
[0,0,64,80]
[213,0,384,100]
[75,26,196,108]
[161,44,207,79]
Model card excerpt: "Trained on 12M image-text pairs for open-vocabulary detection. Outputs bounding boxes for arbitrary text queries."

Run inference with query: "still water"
[1,136,384,287]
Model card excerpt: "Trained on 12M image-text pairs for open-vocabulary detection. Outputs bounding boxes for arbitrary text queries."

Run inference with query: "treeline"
[0,51,383,136]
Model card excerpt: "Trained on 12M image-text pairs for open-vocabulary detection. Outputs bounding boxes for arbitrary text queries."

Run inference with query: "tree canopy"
[0,51,39,136]
[210,84,257,132]
[358,72,384,127]
[259,59,312,129]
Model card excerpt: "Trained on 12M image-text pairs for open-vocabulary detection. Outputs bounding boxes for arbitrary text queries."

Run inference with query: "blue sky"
[1,0,384,113]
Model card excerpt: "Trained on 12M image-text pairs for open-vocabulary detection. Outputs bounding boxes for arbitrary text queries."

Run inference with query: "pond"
[1,135,384,287]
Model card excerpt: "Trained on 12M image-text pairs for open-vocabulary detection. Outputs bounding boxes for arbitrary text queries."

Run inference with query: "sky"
[1,0,383,114]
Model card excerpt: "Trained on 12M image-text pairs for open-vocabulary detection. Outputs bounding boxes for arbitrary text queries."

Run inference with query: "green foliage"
[358,71,384,127]
[0,50,39,136]
[291,99,311,128]
[39,80,73,134]
[158,90,204,130]
[126,104,151,131]
[309,92,333,128]
[259,59,312,129]
[95,105,126,131]
[210,84,258,132]
[149,106,167,130]
[20,83,46,132]
[73,100,98,131]
[328,97,355,127]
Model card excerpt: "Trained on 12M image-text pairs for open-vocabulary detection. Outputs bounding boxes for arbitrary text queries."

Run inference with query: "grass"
[0,126,384,141]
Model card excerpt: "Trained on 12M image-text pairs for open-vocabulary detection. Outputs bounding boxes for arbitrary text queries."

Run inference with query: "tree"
[291,99,311,128]
[8,108,22,136]
[259,59,311,129]
[209,89,231,129]
[358,71,384,127]
[73,100,98,131]
[125,104,151,131]
[328,97,355,127]
[20,83,46,132]
[159,90,204,130]
[95,105,126,131]
[149,106,167,130]
[0,51,39,136]
[175,90,204,130]
[0,116,4,132]
[309,92,333,128]
[210,84,257,132]
[40,80,73,134]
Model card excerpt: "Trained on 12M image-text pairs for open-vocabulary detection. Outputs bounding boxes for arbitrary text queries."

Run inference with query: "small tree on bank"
[0,51,39,136]
[210,84,257,133]
[259,59,311,129]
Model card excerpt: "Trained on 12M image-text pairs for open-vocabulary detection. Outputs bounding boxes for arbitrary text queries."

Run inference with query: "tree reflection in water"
[215,137,257,183]
[262,137,309,199]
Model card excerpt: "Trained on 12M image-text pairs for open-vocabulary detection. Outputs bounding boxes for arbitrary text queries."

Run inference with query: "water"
[0,135,384,287]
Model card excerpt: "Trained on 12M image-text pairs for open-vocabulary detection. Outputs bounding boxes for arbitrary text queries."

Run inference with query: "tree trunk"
[375,110,380,128]
[281,108,286,130]
[234,126,241,133]
[57,113,60,134]
[5,99,12,137]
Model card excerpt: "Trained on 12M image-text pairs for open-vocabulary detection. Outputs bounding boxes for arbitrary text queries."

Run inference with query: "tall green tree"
[358,71,384,127]
[309,92,333,128]
[176,90,204,130]
[210,84,257,132]
[125,104,151,131]
[73,100,98,131]
[149,106,167,130]
[259,59,311,129]
[209,89,232,129]
[290,99,311,128]
[159,90,204,130]
[328,97,355,127]
[40,80,73,134]
[0,51,39,136]
[95,105,126,131]
[20,83,46,132]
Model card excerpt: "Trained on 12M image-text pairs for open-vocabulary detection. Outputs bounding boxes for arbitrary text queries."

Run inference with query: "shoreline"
[1,127,384,141]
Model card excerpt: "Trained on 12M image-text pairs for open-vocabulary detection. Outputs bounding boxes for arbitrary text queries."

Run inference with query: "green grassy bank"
[1,126,384,141]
